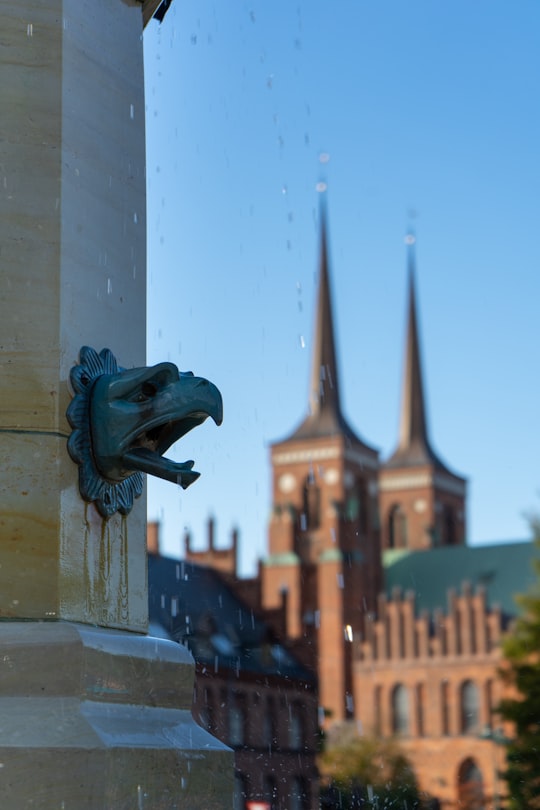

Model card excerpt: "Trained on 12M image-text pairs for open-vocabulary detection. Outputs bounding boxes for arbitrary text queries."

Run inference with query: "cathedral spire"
[387,234,447,469]
[307,200,342,421]
[286,200,372,447]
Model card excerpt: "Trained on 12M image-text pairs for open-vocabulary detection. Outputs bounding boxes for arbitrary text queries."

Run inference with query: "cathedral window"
[347,480,368,531]
[391,683,409,735]
[415,683,425,737]
[302,475,320,530]
[388,504,407,549]
[443,504,456,545]
[460,680,479,734]
[441,681,450,736]
[374,685,382,734]
[457,758,484,808]
[485,679,494,726]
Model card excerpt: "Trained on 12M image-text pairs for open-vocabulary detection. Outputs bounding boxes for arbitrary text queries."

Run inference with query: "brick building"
[179,209,536,808]
[147,527,319,810]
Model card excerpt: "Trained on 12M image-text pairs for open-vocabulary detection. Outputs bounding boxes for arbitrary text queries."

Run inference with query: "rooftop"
[384,539,537,617]
[148,554,315,682]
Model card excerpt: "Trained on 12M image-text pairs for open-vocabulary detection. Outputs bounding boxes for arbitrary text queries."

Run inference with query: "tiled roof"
[148,555,315,682]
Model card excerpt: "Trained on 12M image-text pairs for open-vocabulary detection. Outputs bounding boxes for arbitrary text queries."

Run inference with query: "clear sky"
[143,1,540,575]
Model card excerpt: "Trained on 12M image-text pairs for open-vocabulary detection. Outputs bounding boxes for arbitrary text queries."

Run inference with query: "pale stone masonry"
[0,0,147,629]
[0,3,232,806]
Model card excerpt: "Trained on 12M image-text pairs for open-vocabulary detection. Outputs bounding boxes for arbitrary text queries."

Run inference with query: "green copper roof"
[383,540,537,617]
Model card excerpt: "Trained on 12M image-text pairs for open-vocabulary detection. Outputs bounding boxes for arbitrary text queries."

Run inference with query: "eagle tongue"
[123,447,200,489]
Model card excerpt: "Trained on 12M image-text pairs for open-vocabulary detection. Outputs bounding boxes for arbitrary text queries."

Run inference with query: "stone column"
[1,0,148,629]
[0,1,232,806]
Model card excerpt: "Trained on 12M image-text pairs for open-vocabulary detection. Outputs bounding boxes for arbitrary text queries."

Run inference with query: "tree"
[498,516,540,809]
[319,726,421,809]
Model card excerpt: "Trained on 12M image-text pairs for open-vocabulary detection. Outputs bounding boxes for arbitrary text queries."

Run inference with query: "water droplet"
[319,152,330,164]
[130,103,134,120]
[133,212,138,224]
[107,278,112,295]
[316,181,327,193]
[27,23,33,37]
[299,335,305,349]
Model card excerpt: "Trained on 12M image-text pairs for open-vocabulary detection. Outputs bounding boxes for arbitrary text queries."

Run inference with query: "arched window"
[302,474,320,530]
[443,505,456,545]
[485,679,494,727]
[416,683,425,737]
[457,758,484,809]
[388,504,407,549]
[460,680,479,734]
[441,681,450,736]
[374,685,382,735]
[358,480,368,532]
[391,683,409,735]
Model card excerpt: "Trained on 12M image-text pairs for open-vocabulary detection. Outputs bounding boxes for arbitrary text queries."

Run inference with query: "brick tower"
[379,235,466,551]
[261,205,382,724]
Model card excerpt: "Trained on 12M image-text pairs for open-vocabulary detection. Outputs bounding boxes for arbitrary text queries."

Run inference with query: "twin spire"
[290,208,448,473]
[307,204,342,423]
[288,204,368,446]
[386,234,449,471]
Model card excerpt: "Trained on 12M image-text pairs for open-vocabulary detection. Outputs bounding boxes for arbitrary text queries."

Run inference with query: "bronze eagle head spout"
[67,347,222,518]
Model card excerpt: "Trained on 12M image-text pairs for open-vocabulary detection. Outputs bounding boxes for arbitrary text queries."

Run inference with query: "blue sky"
[143,1,540,574]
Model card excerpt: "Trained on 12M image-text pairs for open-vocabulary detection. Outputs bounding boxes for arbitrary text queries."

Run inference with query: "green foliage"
[319,729,421,809]
[498,517,540,809]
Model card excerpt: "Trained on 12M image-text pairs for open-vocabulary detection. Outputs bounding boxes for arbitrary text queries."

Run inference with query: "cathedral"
[185,206,535,809]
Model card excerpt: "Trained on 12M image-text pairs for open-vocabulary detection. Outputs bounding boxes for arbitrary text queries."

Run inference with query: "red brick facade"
[261,432,381,725]
[355,585,509,807]
[254,226,512,808]
[172,221,523,809]
[192,668,319,810]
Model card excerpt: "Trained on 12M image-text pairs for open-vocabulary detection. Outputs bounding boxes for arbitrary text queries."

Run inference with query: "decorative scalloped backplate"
[67,347,144,519]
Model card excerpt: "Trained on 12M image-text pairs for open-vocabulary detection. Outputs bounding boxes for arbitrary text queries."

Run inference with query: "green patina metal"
[67,346,222,518]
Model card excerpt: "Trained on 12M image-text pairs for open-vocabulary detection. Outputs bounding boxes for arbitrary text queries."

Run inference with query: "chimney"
[183,528,191,557]
[147,521,160,556]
